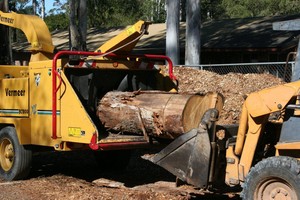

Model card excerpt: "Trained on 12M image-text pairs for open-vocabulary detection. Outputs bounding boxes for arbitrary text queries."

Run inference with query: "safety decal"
[31,104,37,114]
[34,73,41,86]
[68,127,85,137]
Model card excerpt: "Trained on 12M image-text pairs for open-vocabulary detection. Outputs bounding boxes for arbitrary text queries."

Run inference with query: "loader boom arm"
[226,80,300,184]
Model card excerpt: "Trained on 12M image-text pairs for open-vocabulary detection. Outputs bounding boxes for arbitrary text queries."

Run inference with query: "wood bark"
[32,0,37,15]
[0,0,11,64]
[166,0,180,65]
[41,0,45,20]
[185,0,201,65]
[97,91,222,139]
[69,0,87,51]
[78,0,87,51]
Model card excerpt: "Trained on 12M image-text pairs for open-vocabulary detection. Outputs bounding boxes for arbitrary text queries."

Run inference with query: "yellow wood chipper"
[0,11,222,181]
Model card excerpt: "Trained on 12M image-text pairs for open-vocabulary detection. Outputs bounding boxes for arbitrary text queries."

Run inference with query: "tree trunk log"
[97,91,223,139]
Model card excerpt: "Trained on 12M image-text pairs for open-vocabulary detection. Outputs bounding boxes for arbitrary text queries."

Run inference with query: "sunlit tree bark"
[0,0,12,64]
[166,0,180,65]
[69,0,87,51]
[185,0,201,65]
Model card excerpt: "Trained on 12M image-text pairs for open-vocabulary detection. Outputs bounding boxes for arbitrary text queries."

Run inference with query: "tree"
[87,0,147,28]
[69,0,87,51]
[166,0,180,65]
[40,0,45,19]
[0,0,12,64]
[49,0,68,15]
[138,0,166,22]
[185,0,201,66]
[44,13,69,31]
[201,0,224,21]
[221,0,300,18]
[32,0,36,15]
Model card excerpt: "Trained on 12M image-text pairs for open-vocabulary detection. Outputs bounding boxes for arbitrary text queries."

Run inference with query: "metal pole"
[292,39,300,81]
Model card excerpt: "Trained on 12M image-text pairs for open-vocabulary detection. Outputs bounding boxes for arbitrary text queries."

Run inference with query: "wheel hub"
[0,139,14,172]
[5,144,14,159]
[256,179,296,200]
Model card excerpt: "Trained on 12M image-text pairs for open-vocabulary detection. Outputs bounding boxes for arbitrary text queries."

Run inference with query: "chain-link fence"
[179,62,295,82]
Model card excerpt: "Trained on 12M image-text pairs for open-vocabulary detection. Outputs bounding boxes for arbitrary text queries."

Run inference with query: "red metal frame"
[52,50,175,141]
[89,133,149,150]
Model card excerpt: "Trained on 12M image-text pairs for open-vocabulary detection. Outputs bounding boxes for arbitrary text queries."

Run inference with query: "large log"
[97,91,223,139]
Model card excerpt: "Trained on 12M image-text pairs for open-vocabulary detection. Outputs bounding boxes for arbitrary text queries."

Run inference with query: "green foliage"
[139,0,166,23]
[9,0,31,13]
[44,13,69,31]
[201,0,225,20]
[9,0,300,31]
[222,0,300,18]
[48,0,68,15]
[87,0,166,28]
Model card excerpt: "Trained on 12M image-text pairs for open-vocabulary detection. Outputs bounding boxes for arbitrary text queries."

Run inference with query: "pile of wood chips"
[173,67,286,124]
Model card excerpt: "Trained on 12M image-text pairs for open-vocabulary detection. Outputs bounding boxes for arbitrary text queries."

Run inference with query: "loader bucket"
[148,109,218,188]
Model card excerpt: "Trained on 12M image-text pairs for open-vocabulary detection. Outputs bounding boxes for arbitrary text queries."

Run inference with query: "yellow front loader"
[148,40,300,200]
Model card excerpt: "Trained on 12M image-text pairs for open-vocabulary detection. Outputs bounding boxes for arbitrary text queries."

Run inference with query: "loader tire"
[241,156,300,200]
[93,150,131,171]
[0,127,32,181]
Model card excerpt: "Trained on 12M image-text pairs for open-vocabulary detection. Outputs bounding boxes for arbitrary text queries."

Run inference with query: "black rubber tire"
[93,150,131,171]
[241,156,300,200]
[0,127,32,181]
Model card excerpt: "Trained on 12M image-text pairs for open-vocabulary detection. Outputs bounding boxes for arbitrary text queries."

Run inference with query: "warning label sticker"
[68,127,82,137]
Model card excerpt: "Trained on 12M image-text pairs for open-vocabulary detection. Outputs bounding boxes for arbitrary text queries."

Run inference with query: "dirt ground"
[0,69,284,199]
[0,150,240,200]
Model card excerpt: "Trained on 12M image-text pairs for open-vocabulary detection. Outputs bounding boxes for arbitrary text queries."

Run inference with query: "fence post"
[293,39,300,81]
[273,19,300,81]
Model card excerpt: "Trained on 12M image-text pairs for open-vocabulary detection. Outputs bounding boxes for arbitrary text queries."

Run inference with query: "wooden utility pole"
[273,19,300,81]
[185,0,201,66]
[166,0,180,65]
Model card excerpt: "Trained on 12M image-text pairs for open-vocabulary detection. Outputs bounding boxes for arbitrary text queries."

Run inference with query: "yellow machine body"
[94,20,151,54]
[0,61,94,149]
[0,59,179,150]
[225,80,300,185]
[0,12,174,151]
